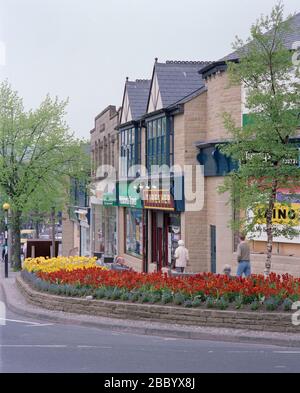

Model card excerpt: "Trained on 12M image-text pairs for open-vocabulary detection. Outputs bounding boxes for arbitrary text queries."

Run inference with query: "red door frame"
[163,213,169,268]
[151,211,157,263]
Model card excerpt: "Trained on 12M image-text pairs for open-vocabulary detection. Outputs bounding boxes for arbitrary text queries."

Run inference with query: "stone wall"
[17,275,300,334]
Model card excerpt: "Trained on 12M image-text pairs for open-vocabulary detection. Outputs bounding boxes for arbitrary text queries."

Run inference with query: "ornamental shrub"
[265,297,281,311]
[173,293,186,306]
[149,293,161,304]
[192,298,202,308]
[250,301,260,311]
[161,292,173,304]
[183,300,193,308]
[120,292,130,301]
[94,287,105,299]
[235,295,244,310]
[283,298,293,312]
[205,297,215,309]
[216,297,229,310]
[128,292,140,302]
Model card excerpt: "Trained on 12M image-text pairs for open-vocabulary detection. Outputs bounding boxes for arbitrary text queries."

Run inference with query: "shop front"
[143,188,183,272]
[118,181,144,269]
[75,208,91,257]
[91,187,118,258]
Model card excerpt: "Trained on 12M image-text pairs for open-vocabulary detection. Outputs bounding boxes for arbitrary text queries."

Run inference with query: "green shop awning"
[118,180,142,209]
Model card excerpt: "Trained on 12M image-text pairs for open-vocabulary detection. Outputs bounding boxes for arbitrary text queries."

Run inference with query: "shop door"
[142,210,148,273]
[157,227,163,271]
[210,225,217,273]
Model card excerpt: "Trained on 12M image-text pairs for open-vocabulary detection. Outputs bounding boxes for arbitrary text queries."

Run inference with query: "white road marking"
[273,351,300,354]
[0,317,53,327]
[77,345,112,349]
[0,345,67,348]
[25,324,54,327]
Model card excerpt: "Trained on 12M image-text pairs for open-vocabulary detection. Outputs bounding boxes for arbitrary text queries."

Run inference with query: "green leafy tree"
[220,3,300,275]
[0,81,89,270]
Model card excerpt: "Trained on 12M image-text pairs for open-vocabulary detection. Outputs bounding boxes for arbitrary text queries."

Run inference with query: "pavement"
[1,264,300,372]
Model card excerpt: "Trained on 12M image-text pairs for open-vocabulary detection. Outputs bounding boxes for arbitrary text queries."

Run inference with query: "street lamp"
[3,203,10,278]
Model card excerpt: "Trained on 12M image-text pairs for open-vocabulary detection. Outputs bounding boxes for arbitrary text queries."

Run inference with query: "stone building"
[116,61,213,273]
[90,105,120,258]
[194,12,300,276]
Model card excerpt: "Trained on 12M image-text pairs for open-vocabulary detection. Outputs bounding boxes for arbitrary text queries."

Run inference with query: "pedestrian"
[223,264,232,278]
[174,240,189,273]
[236,234,251,278]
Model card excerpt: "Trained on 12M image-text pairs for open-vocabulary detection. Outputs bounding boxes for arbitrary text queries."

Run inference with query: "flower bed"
[22,260,300,313]
[23,256,106,273]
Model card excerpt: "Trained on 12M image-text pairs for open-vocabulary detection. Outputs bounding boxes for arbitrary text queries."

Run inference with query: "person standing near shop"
[174,240,189,273]
[236,234,251,278]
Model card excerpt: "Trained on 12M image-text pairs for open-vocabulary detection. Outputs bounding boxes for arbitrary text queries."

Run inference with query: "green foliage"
[161,292,173,304]
[183,300,193,308]
[128,292,140,303]
[265,297,281,311]
[235,295,244,310]
[95,287,106,299]
[120,292,130,302]
[216,297,229,310]
[191,298,202,308]
[149,293,161,304]
[0,81,90,269]
[250,301,260,311]
[173,293,186,306]
[282,298,293,311]
[205,297,215,309]
[140,293,151,303]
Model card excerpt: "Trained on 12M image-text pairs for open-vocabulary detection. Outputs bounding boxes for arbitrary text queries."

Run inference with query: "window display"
[125,208,143,258]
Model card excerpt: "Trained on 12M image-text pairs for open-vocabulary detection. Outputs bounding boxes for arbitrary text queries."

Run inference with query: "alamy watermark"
[0,301,6,326]
[292,301,300,326]
[91,161,205,213]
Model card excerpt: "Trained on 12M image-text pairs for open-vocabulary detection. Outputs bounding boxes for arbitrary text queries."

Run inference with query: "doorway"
[151,211,169,271]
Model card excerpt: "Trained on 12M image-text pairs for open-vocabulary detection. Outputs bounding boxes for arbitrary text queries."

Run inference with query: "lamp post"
[3,203,10,278]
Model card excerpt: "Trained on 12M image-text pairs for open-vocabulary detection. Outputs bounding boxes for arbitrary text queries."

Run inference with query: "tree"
[0,81,89,270]
[220,3,300,275]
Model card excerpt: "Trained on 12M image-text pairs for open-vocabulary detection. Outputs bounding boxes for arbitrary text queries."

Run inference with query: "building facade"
[90,105,120,258]
[194,12,300,276]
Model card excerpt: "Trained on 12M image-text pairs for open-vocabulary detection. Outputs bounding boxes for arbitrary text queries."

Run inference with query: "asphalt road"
[1,293,300,373]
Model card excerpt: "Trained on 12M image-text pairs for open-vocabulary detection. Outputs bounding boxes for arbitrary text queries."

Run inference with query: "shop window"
[125,208,143,258]
[146,116,169,174]
[120,127,141,178]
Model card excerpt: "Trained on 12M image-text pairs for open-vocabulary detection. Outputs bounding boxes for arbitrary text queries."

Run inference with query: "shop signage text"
[143,189,175,211]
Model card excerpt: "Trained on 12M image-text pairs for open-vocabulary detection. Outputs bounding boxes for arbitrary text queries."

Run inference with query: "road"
[1,292,300,373]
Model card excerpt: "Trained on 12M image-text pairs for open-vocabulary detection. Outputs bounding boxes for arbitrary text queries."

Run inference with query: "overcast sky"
[0,0,299,138]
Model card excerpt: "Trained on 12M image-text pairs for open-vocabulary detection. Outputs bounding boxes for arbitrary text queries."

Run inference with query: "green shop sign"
[118,181,142,209]
[103,192,117,206]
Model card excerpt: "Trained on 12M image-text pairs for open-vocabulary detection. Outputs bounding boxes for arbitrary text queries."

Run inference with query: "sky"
[0,0,299,138]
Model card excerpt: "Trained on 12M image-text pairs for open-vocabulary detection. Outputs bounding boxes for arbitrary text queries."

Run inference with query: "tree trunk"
[11,210,22,271]
[265,181,278,276]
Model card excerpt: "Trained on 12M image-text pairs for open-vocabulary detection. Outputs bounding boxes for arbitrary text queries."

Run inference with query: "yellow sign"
[255,203,300,226]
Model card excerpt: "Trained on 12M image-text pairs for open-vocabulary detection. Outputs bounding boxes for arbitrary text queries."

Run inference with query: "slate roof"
[221,12,300,62]
[126,79,151,121]
[154,61,212,109]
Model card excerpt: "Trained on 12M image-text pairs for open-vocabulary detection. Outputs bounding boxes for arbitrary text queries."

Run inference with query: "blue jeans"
[237,261,251,278]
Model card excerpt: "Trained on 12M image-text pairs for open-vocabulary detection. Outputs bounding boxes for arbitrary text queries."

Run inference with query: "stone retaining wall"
[17,276,300,333]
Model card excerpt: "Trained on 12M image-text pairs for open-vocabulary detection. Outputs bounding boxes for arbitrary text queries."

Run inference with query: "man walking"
[236,234,251,278]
